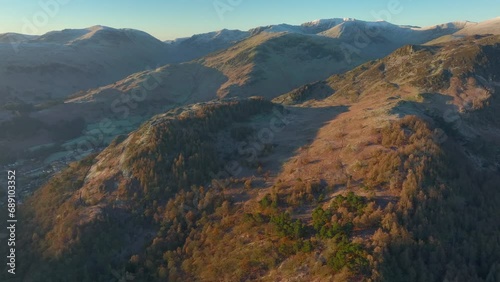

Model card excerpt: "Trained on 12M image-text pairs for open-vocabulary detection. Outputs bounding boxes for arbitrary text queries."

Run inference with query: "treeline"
[366,116,500,281]
[122,97,277,202]
[9,109,500,281]
[10,98,279,281]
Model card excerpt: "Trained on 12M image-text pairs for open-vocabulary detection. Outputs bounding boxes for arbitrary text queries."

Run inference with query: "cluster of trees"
[312,206,353,239]
[119,185,228,281]
[270,212,306,239]
[285,179,324,206]
[6,154,96,279]
[328,239,369,273]
[8,103,500,282]
[363,116,500,281]
[9,98,281,281]
[123,97,277,196]
[330,192,367,215]
[260,191,374,275]
[259,193,278,208]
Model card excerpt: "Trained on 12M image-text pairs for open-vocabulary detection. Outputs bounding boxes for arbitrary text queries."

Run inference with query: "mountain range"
[0,16,500,282]
[2,17,499,106]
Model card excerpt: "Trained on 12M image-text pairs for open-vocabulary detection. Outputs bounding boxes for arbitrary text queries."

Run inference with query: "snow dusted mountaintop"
[425,18,500,44]
[0,26,171,102]
[35,28,90,44]
[455,17,500,35]
[245,17,477,40]
[302,17,355,27]
[317,18,468,45]
[2,17,497,50]
[0,16,498,104]
[0,33,39,43]
[31,25,166,47]
[168,29,250,45]
[415,21,476,31]
[165,29,251,63]
[249,18,356,35]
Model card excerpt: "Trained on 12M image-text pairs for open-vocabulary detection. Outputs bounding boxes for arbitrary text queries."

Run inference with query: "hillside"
[0,17,482,169]
[274,34,500,173]
[67,31,365,105]
[426,18,500,44]
[4,34,500,281]
[268,34,500,281]
[0,26,171,105]
[10,97,281,280]
[0,33,38,43]
[0,17,481,108]
[166,29,251,63]
[65,19,464,107]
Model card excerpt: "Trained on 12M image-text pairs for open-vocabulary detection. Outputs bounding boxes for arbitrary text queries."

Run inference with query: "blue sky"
[0,0,498,40]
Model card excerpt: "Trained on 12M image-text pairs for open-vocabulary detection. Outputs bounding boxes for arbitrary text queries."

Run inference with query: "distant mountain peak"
[86,25,114,32]
[0,32,38,43]
[301,18,346,27]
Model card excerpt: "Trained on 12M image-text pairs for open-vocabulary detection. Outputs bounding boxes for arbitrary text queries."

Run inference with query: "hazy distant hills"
[63,18,484,109]
[1,17,495,106]
[454,17,500,36]
[0,33,38,43]
[69,31,366,107]
[0,26,171,103]
[426,17,500,44]
[165,29,251,63]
